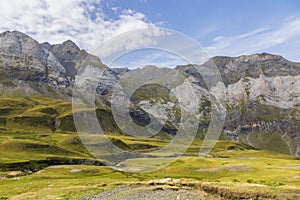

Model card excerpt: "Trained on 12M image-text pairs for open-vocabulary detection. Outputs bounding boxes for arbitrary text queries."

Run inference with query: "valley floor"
[0,133,299,199]
[0,95,299,199]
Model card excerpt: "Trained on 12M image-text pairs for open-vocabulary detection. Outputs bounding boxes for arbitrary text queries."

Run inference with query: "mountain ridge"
[0,30,299,156]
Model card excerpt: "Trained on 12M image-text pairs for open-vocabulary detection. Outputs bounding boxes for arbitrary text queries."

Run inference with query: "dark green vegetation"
[0,95,299,199]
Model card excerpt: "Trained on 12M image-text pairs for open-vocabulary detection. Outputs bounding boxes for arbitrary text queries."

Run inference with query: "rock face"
[0,31,109,99]
[0,30,299,156]
[212,53,300,85]
[208,55,300,156]
[42,40,88,80]
[0,31,69,87]
[206,55,300,156]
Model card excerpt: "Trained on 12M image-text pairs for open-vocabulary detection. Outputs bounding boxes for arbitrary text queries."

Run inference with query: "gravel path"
[84,186,221,200]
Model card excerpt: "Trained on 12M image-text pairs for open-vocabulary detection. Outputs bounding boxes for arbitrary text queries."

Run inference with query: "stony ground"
[83,185,221,200]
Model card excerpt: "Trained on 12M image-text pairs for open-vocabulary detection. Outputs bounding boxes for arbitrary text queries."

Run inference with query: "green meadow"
[0,95,299,199]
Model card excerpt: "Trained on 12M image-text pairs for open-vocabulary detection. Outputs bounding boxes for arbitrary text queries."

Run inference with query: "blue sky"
[1,0,300,67]
[101,0,300,61]
[104,0,299,43]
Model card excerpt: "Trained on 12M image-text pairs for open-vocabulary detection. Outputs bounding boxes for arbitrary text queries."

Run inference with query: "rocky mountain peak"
[40,42,52,50]
[46,39,87,78]
[49,39,80,56]
[0,30,30,38]
[61,39,80,51]
[236,52,285,62]
[0,30,69,89]
[0,30,107,97]
[209,53,300,85]
[0,30,299,156]
[0,30,41,56]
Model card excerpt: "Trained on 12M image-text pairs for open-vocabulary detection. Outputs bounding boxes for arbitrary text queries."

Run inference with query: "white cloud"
[206,18,300,60]
[207,27,269,55]
[111,50,188,69]
[0,0,159,52]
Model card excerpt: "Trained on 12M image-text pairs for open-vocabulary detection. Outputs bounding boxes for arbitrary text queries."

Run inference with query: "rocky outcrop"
[0,31,69,87]
[212,53,300,85]
[42,40,88,80]
[0,31,116,100]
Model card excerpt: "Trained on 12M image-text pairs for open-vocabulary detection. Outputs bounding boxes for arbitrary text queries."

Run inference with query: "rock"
[0,31,69,87]
[47,39,86,79]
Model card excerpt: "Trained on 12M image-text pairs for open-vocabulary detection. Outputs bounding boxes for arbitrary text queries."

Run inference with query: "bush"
[247,179,254,183]
[258,180,285,187]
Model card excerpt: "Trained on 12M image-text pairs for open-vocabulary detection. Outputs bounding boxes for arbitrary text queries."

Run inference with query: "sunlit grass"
[0,95,299,199]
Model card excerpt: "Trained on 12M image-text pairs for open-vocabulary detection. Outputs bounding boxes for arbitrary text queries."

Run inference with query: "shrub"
[247,179,254,183]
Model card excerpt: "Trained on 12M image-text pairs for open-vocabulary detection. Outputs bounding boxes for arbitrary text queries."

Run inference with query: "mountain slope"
[0,30,299,156]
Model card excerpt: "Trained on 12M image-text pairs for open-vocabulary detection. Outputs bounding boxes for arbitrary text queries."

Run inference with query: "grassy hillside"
[0,140,299,199]
[0,95,299,199]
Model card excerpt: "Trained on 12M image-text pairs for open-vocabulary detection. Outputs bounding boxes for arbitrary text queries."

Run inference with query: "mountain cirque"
[0,30,299,156]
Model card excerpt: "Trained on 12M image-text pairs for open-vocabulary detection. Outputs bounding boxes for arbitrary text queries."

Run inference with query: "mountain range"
[0,30,299,157]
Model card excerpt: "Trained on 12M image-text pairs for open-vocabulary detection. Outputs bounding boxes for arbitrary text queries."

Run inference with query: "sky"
[1,0,300,67]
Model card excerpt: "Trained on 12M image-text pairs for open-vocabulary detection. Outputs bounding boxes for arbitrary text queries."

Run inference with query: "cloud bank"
[0,0,158,51]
